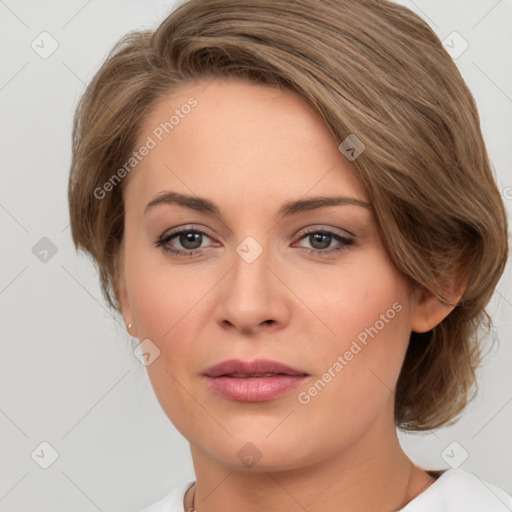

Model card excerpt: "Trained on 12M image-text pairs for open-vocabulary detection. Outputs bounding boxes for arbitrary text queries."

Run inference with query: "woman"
[67,0,512,510]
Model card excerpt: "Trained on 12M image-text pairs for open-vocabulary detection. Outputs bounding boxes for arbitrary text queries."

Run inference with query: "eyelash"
[154,227,355,258]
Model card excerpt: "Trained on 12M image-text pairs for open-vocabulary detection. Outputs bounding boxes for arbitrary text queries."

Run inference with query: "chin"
[192,429,325,473]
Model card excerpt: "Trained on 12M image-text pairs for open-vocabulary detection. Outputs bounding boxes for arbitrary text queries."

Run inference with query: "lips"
[203,358,309,402]
[203,358,308,378]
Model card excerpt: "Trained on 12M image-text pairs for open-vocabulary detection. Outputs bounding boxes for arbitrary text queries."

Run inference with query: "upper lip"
[203,358,309,378]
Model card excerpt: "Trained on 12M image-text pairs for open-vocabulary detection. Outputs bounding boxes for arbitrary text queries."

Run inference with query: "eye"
[154,228,215,256]
[295,229,354,255]
[154,226,355,258]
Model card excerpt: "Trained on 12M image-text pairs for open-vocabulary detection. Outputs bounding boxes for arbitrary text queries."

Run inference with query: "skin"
[116,78,459,512]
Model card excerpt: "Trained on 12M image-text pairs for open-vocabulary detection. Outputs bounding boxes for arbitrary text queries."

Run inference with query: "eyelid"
[297,224,356,239]
[161,224,216,240]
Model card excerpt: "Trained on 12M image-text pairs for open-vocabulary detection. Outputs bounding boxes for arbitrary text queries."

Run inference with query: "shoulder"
[139,481,195,512]
[401,469,512,512]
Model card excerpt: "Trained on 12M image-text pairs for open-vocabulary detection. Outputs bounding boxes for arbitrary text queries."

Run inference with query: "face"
[117,78,422,471]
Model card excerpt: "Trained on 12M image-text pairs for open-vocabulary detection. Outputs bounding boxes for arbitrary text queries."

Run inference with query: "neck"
[186,405,436,512]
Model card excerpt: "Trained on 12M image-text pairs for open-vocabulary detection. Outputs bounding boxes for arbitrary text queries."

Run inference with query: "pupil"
[181,232,202,249]
[311,233,330,249]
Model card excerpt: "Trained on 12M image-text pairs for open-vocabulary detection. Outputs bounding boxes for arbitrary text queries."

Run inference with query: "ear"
[114,240,137,337]
[410,276,466,333]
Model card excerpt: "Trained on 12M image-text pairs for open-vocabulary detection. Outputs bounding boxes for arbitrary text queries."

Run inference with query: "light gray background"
[0,0,511,510]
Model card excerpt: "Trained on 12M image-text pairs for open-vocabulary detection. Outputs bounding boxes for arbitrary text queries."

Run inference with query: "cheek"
[296,253,412,407]
[296,250,410,353]
[125,241,208,340]
[124,251,208,436]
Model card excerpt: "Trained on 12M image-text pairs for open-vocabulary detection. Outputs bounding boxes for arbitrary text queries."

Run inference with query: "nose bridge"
[230,236,272,304]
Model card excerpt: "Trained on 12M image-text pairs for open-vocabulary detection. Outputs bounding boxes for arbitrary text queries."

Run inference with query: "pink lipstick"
[203,358,309,402]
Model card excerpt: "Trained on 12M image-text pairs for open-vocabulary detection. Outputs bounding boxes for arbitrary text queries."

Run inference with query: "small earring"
[128,323,133,329]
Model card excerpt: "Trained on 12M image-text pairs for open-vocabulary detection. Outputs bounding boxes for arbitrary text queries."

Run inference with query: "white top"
[140,469,512,512]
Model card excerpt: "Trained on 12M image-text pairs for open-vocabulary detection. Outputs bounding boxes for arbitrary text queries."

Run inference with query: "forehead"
[125,78,368,212]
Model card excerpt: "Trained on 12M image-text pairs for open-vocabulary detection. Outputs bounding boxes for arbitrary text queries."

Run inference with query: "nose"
[214,241,291,335]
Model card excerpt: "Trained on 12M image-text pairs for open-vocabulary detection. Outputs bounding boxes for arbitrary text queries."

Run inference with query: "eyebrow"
[144,191,371,217]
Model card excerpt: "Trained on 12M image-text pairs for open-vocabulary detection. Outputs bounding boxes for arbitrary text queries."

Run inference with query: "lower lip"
[204,375,308,402]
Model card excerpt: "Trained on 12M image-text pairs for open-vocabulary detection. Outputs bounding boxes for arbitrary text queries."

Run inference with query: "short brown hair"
[67,0,508,430]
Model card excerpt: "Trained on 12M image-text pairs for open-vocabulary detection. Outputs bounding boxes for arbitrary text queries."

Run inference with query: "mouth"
[202,358,309,402]
[203,358,308,378]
